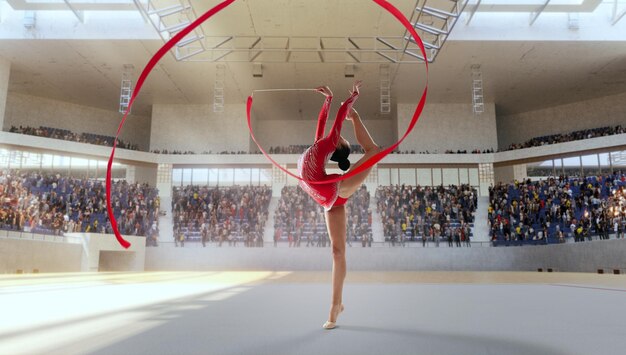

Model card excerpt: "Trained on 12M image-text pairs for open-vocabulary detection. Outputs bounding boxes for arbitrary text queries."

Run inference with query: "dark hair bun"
[338,159,351,172]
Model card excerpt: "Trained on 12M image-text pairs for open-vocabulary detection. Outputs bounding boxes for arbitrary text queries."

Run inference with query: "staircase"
[370,198,385,243]
[472,196,490,242]
[263,197,280,245]
[158,196,173,243]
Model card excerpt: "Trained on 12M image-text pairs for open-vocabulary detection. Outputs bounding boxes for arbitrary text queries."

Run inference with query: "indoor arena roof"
[0,0,624,118]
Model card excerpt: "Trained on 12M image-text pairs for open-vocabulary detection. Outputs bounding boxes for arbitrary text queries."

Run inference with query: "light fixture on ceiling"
[344,64,355,78]
[23,11,36,29]
[253,63,262,78]
[568,13,580,30]
[119,64,134,114]
[214,64,225,113]
[379,64,390,114]
[471,64,484,115]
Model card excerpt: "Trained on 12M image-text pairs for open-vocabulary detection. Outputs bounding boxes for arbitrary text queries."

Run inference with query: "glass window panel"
[71,157,89,168]
[442,168,459,186]
[260,169,271,185]
[562,156,581,176]
[251,168,260,186]
[182,169,192,185]
[208,168,219,186]
[53,155,70,167]
[432,168,442,186]
[581,154,598,166]
[599,153,611,173]
[527,159,553,177]
[554,158,563,175]
[459,168,469,185]
[399,168,416,185]
[97,161,107,179]
[469,169,479,186]
[378,169,390,186]
[9,151,21,168]
[416,168,432,186]
[219,168,234,186]
[581,154,600,176]
[610,151,626,167]
[172,169,183,186]
[21,152,41,169]
[192,168,208,185]
[389,168,399,185]
[41,154,54,169]
[0,149,9,169]
[234,168,251,185]
[111,166,126,179]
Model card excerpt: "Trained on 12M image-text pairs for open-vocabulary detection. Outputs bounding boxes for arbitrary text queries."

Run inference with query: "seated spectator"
[489,172,625,246]
[274,185,371,246]
[0,169,159,237]
[171,185,271,246]
[376,184,476,246]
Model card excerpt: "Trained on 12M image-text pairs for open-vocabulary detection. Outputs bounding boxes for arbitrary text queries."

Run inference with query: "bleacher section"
[171,185,272,245]
[0,171,159,237]
[489,174,626,246]
[376,184,476,245]
[273,185,372,246]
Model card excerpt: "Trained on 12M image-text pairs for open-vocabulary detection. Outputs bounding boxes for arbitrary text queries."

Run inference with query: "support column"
[0,57,11,130]
[478,163,494,197]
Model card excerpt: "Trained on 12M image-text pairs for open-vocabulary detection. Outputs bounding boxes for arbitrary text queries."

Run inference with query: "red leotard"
[297,90,359,211]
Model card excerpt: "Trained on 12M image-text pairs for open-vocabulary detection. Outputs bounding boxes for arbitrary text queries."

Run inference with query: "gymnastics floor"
[0,271,624,355]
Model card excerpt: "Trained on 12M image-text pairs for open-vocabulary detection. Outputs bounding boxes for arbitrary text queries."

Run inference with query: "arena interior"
[0,1,626,354]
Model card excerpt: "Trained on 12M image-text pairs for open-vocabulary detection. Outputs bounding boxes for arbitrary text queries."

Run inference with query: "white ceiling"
[1,0,625,119]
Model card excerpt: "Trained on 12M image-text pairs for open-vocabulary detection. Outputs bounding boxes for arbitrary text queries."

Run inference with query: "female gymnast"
[297,81,380,329]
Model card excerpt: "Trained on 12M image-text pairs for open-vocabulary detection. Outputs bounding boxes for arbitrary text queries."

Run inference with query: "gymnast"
[297,81,380,329]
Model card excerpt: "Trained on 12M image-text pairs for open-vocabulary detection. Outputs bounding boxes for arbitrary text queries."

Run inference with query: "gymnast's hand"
[349,80,362,96]
[315,86,333,98]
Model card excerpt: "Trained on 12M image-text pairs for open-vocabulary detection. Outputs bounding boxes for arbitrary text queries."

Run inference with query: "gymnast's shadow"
[335,324,570,355]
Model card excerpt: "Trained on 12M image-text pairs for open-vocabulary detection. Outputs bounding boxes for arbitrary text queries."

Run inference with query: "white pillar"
[0,57,10,130]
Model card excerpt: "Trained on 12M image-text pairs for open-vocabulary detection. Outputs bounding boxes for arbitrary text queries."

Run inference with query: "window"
[399,168,416,185]
[581,154,600,176]
[527,159,553,177]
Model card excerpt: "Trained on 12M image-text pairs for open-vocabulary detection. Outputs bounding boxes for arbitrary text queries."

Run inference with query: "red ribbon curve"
[107,0,428,248]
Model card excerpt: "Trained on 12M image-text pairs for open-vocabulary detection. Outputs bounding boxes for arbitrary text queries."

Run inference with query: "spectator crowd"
[376,184,476,247]
[489,173,626,245]
[273,185,372,247]
[0,170,159,243]
[171,185,272,247]
[503,125,625,151]
[9,126,139,150]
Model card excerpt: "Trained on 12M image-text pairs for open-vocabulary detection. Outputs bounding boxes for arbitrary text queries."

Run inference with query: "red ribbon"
[247,0,428,184]
[107,0,427,248]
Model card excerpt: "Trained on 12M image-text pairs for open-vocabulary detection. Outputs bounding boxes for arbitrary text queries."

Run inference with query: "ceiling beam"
[62,0,84,23]
[612,0,626,25]
[465,0,482,26]
[530,0,551,26]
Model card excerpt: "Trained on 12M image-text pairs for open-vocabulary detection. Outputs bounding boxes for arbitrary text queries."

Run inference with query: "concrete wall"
[497,91,626,150]
[0,57,9,129]
[145,239,626,273]
[150,103,249,153]
[397,102,498,153]
[77,233,146,272]
[3,93,151,151]
[251,118,396,152]
[0,237,83,273]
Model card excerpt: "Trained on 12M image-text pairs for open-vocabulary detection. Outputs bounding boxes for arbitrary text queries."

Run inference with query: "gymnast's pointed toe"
[322,321,337,329]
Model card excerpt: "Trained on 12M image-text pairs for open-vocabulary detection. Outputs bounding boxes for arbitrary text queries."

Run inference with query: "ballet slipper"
[322,304,344,329]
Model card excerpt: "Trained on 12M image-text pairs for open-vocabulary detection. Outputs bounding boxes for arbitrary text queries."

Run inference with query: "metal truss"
[612,0,626,25]
[133,0,207,61]
[402,0,470,63]
[132,0,468,63]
